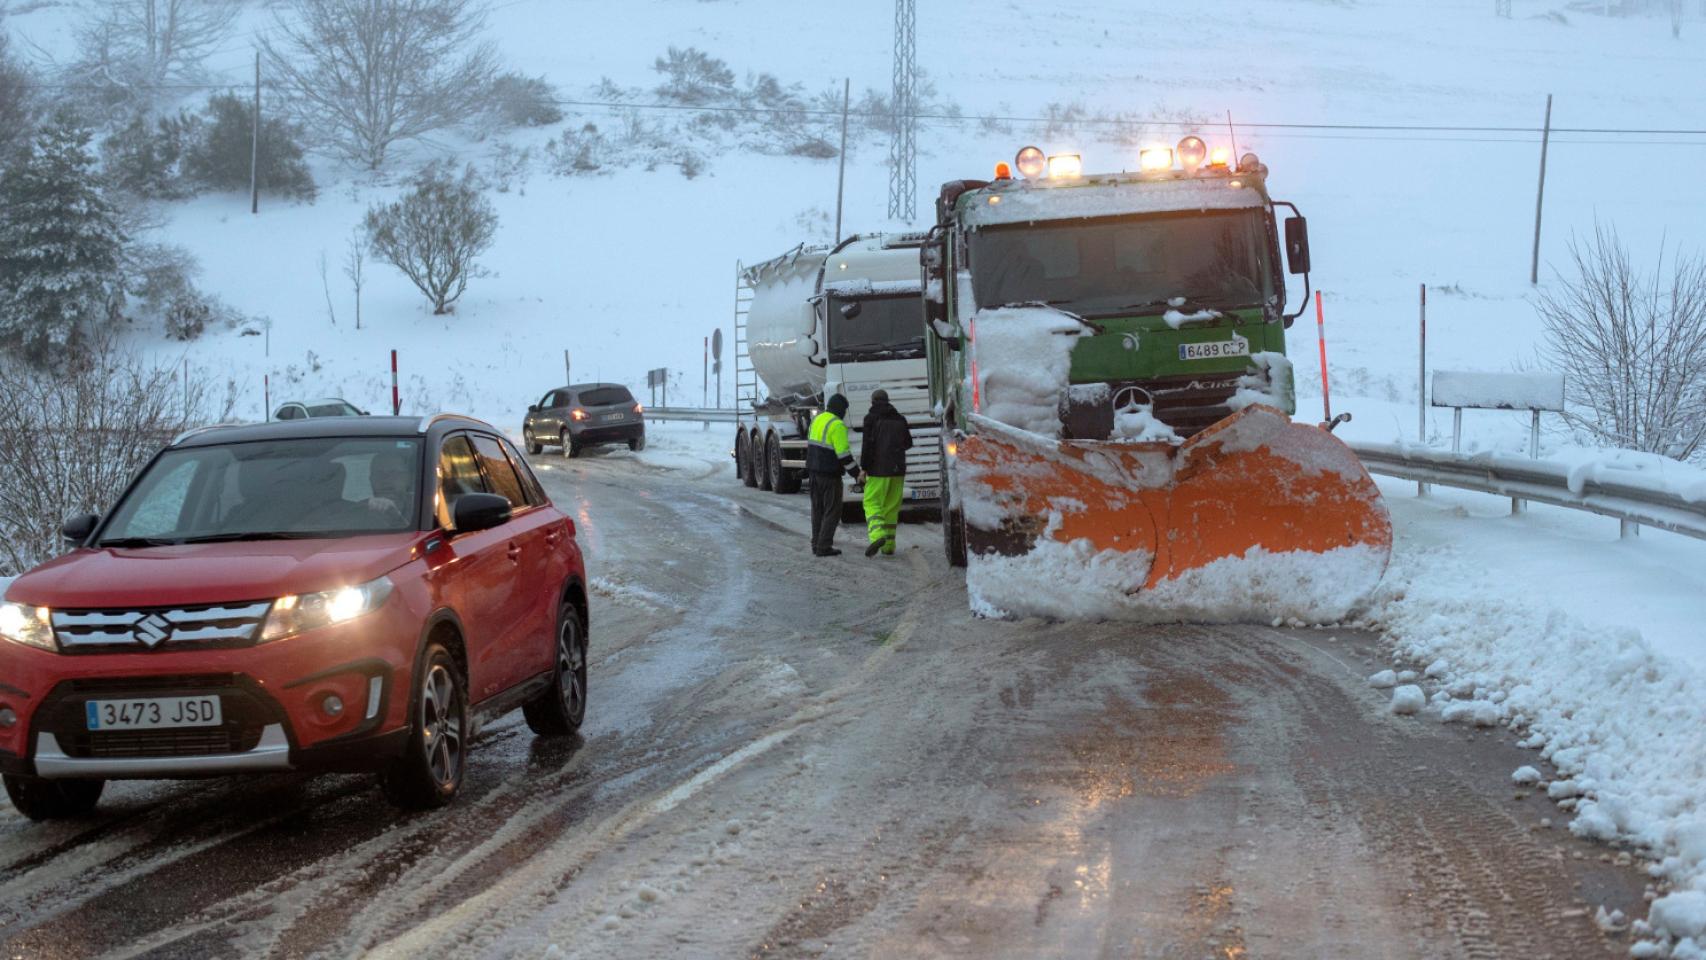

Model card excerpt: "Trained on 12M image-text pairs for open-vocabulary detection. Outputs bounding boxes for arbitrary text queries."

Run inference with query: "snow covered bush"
[0,111,127,366]
[1536,224,1706,462]
[100,110,199,201]
[543,122,609,175]
[364,163,497,315]
[487,72,563,128]
[262,0,498,169]
[182,93,316,201]
[0,334,223,575]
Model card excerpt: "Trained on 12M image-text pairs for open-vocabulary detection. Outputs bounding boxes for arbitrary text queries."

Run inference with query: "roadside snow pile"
[1551,447,1706,505]
[1362,539,1706,956]
[1389,685,1425,715]
[1512,765,1542,786]
[968,304,1090,436]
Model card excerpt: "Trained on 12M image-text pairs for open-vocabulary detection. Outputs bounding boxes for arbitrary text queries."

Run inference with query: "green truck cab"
[921,142,1313,442]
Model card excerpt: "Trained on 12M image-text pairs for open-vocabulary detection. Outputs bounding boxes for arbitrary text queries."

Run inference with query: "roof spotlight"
[1139,147,1174,172]
[1014,145,1046,179]
[1208,146,1232,168]
[1046,153,1082,179]
[1238,152,1262,174]
[1176,136,1208,173]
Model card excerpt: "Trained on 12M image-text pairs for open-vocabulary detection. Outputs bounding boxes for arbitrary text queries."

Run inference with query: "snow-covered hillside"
[9,0,1706,438]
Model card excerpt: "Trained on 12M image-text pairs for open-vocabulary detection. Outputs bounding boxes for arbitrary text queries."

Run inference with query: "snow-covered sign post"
[1432,369,1566,514]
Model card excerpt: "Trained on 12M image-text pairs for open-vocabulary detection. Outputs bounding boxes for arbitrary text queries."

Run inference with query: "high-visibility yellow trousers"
[863,475,903,554]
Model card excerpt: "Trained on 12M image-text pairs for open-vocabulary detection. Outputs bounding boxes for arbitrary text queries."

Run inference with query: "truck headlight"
[262,577,394,642]
[0,602,55,651]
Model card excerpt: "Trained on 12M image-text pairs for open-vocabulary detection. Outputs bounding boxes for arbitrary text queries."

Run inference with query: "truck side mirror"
[839,301,862,320]
[1284,216,1311,275]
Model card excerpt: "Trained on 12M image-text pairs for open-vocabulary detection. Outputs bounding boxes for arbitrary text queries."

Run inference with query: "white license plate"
[85,696,222,731]
[601,413,624,422]
[1179,339,1251,361]
[909,486,939,500]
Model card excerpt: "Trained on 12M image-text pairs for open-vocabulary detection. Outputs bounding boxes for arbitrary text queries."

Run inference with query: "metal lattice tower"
[887,0,917,222]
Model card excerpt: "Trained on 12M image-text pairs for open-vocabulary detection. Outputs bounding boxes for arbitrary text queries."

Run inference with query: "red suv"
[0,414,588,818]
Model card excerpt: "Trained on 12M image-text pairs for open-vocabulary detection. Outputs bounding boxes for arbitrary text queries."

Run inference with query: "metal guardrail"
[1350,441,1706,541]
[645,406,740,424]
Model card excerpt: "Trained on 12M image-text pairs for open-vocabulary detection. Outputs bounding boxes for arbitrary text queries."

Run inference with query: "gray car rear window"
[578,387,633,407]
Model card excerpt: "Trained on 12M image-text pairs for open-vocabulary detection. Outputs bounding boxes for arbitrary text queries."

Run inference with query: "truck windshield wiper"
[95,536,178,549]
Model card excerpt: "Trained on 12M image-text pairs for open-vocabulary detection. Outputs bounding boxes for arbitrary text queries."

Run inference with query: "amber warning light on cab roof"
[1002,137,1262,180]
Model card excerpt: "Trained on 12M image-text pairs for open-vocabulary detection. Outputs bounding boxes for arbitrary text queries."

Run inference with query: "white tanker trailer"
[733,234,942,517]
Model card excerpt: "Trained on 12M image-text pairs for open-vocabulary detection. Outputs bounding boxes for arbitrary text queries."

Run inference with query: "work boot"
[814,547,842,557]
[864,540,884,558]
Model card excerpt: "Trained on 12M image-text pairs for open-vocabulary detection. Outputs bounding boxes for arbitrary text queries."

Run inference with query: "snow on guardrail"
[1349,441,1706,540]
[644,407,740,424]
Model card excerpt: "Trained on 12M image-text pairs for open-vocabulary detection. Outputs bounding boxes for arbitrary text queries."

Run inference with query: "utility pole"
[250,50,261,215]
[834,78,851,243]
[886,0,917,222]
[1530,94,1553,285]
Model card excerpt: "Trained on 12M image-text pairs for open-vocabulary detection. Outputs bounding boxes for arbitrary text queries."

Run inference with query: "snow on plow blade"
[956,405,1393,623]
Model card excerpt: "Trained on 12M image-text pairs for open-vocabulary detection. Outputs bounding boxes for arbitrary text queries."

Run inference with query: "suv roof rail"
[171,422,248,446]
[416,413,493,433]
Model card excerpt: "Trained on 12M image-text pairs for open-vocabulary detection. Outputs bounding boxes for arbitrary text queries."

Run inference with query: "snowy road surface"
[0,440,1650,959]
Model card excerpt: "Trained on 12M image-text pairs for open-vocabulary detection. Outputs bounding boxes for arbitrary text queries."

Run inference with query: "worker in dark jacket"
[859,389,913,557]
[805,393,859,556]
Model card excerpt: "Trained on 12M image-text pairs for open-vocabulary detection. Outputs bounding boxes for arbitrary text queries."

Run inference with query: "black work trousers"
[809,471,842,552]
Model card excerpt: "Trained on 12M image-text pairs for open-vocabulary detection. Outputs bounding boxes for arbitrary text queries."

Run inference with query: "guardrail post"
[1451,407,1462,454]
[1621,519,1640,540]
[1513,409,1540,515]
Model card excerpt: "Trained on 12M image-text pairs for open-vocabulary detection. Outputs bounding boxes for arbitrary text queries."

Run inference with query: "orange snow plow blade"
[955,405,1393,618]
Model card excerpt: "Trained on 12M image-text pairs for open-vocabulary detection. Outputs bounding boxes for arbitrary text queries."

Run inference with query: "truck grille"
[52,601,272,652]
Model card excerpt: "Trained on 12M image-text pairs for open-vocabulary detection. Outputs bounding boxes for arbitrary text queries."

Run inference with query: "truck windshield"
[99,438,423,545]
[968,209,1272,319]
[826,294,925,362]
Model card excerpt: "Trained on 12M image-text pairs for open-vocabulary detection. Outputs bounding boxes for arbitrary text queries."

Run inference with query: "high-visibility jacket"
[806,411,854,475]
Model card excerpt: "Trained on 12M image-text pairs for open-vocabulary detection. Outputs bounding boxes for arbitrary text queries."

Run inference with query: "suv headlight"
[261,576,394,642]
[0,602,56,651]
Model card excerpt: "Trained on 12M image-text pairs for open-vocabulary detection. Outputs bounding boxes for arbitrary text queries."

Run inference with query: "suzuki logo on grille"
[133,614,172,647]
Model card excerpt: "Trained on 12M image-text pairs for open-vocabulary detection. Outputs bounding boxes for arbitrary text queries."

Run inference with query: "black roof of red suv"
[173,415,495,449]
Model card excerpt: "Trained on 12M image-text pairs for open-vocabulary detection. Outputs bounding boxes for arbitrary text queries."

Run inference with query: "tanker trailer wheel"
[771,436,801,494]
[733,427,749,482]
[741,429,761,488]
[766,433,800,494]
[941,423,967,568]
[757,431,775,491]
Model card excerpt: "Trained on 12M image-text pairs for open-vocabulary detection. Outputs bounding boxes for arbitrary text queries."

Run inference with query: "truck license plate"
[909,486,939,501]
[1179,339,1251,361]
[86,696,222,731]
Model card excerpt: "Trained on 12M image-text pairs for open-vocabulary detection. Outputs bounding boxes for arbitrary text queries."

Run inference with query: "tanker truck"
[924,140,1392,620]
[734,234,941,516]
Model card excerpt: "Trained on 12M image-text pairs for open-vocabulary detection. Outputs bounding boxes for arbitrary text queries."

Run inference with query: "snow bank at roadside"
[1360,536,1706,957]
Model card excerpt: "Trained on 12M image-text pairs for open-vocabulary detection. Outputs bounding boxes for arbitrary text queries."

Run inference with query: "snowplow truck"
[924,141,1392,621]
[735,234,943,517]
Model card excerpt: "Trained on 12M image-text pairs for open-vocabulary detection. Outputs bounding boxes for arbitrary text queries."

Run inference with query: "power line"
[25,81,1706,139]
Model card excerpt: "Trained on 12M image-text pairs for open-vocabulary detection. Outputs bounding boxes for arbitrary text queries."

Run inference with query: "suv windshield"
[100,437,423,544]
[578,387,633,407]
[826,294,925,362]
[968,209,1272,318]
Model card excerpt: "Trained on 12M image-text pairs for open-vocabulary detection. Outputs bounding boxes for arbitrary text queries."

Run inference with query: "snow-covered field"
[7,0,1706,952]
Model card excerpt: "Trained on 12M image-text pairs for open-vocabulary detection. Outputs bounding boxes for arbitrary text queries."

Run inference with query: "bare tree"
[343,227,366,330]
[0,335,216,575]
[364,163,497,314]
[262,0,498,169]
[72,0,239,108]
[0,20,37,157]
[1537,224,1706,462]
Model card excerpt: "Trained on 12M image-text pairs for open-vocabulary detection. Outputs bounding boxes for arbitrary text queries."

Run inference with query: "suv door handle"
[506,542,522,561]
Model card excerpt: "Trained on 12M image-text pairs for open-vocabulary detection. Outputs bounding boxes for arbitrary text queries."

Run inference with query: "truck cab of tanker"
[737,234,943,512]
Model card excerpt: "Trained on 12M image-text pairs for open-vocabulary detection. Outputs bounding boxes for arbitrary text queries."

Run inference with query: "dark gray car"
[523,383,646,457]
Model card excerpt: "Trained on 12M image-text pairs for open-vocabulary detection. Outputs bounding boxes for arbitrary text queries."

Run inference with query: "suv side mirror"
[527,403,539,413]
[1284,216,1311,275]
[62,513,99,545]
[451,493,511,533]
